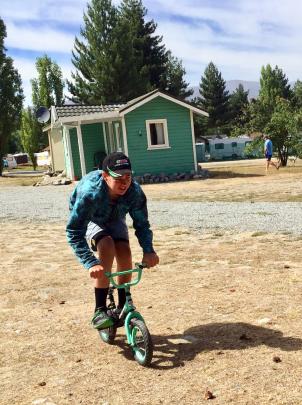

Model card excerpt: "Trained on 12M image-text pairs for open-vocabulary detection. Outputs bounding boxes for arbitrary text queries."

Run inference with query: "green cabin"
[47,90,208,180]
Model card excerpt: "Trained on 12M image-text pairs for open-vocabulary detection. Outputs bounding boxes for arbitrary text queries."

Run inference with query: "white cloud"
[13,57,73,106]
[1,0,86,24]
[2,0,302,104]
[150,0,302,82]
[5,21,75,53]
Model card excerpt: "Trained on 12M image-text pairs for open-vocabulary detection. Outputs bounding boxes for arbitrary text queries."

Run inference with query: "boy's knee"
[97,235,115,253]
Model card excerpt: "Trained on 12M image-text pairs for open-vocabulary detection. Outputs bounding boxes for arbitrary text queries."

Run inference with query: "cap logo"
[115,158,130,167]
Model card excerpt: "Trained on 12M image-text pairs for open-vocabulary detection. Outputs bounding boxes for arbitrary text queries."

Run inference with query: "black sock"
[118,288,126,309]
[95,288,108,311]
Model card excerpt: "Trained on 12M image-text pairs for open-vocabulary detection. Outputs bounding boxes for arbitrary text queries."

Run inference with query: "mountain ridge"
[192,80,260,100]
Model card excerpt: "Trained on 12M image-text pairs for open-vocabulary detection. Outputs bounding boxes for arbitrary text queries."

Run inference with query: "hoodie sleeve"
[128,187,155,254]
[66,191,101,269]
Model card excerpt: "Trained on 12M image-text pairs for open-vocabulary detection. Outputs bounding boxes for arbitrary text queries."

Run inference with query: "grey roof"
[56,104,126,118]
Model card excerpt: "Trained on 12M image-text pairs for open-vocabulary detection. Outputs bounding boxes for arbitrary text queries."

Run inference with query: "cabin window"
[215,143,224,150]
[146,119,170,149]
[231,142,237,148]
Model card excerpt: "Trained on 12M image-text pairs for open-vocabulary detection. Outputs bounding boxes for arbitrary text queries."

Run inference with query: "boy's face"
[103,171,132,197]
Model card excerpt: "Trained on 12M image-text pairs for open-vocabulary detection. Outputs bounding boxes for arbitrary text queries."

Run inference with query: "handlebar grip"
[135,262,147,269]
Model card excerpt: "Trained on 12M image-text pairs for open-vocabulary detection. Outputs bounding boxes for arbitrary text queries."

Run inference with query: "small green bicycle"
[99,263,153,367]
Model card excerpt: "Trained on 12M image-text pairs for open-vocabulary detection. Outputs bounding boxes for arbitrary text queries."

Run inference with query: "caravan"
[196,136,257,162]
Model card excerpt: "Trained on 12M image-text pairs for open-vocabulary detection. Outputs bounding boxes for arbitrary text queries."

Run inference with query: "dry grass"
[1,161,302,404]
[143,160,302,202]
[0,176,40,186]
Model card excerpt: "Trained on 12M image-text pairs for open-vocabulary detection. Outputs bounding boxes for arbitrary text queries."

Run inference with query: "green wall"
[81,123,105,172]
[69,123,105,180]
[124,96,195,175]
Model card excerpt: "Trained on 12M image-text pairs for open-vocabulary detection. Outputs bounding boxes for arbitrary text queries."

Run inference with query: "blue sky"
[2,0,302,105]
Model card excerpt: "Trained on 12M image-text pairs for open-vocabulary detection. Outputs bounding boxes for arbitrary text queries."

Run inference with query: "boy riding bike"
[66,152,159,330]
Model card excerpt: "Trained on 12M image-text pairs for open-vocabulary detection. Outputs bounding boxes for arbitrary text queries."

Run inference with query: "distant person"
[264,135,279,172]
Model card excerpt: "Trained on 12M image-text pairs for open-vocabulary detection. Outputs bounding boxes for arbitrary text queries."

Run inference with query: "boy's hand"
[89,264,105,278]
[142,252,159,268]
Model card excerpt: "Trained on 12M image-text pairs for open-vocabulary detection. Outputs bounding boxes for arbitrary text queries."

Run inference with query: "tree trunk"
[278,146,288,166]
[0,156,3,176]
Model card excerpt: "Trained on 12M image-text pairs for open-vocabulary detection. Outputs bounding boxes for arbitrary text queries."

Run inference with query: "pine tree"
[198,62,229,132]
[109,7,146,101]
[161,51,193,100]
[68,0,118,104]
[0,18,23,175]
[118,0,168,92]
[228,83,249,125]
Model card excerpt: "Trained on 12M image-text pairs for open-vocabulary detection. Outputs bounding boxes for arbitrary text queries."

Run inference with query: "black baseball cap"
[102,152,132,178]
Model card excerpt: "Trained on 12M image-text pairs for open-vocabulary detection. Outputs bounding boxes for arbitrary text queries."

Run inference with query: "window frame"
[145,119,170,150]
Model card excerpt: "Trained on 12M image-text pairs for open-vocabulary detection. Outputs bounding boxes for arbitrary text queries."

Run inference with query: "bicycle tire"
[99,326,117,344]
[130,318,153,367]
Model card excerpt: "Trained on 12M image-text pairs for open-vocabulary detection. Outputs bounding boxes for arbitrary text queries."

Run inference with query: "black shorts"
[86,220,129,251]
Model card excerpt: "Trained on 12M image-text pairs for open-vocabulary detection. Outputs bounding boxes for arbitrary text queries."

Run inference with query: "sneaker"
[91,307,114,330]
[107,306,124,327]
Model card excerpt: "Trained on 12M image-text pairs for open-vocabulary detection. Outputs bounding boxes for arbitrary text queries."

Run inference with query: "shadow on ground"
[110,322,302,370]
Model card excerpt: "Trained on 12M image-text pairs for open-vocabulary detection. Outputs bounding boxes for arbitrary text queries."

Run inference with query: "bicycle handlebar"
[105,262,147,288]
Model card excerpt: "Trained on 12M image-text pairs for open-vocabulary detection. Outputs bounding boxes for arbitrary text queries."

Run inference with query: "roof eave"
[119,91,208,117]
[54,111,121,126]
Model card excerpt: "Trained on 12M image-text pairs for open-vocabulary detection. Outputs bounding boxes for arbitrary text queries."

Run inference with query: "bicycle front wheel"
[130,318,153,367]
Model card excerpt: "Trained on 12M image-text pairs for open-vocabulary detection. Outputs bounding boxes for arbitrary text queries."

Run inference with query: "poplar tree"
[20,107,40,170]
[291,80,302,109]
[198,62,229,132]
[30,55,64,149]
[259,64,291,111]
[31,55,64,109]
[0,18,23,175]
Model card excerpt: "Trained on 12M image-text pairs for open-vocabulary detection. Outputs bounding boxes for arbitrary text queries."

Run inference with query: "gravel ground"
[1,185,302,234]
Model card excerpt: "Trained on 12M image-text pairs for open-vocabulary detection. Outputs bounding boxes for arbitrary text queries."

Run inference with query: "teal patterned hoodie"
[66,170,154,269]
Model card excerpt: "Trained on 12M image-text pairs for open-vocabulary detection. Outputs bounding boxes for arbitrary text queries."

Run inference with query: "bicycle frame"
[105,263,145,345]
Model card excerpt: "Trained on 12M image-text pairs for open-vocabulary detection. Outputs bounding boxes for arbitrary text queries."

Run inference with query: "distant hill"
[192,80,260,100]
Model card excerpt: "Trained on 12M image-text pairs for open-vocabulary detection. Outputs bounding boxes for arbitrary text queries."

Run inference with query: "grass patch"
[0,177,38,187]
[174,230,191,235]
[255,212,273,216]
[211,232,224,238]
[5,164,48,172]
[251,231,268,237]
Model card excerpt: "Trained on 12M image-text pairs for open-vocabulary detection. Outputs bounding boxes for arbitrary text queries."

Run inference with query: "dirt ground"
[1,164,302,405]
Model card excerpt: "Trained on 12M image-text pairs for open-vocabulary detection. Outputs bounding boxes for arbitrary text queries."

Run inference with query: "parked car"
[2,154,17,169]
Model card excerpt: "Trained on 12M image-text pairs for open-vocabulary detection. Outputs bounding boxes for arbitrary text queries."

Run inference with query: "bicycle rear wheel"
[130,318,153,367]
[99,326,117,344]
